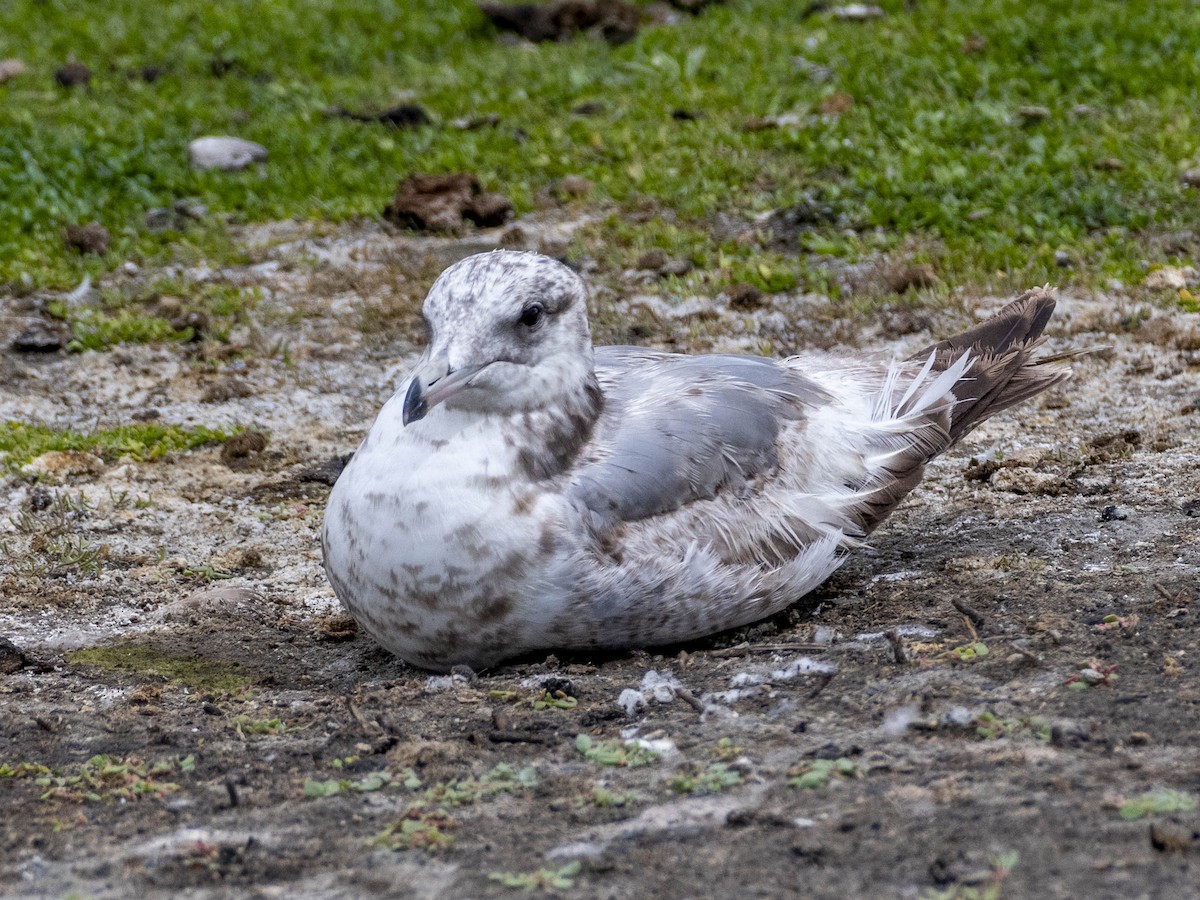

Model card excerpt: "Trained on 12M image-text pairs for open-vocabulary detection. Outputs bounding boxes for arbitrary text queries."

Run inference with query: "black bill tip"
[401,377,428,425]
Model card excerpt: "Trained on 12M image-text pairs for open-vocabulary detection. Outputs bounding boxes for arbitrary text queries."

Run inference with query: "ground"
[1,215,1198,899]
[3,1,1200,897]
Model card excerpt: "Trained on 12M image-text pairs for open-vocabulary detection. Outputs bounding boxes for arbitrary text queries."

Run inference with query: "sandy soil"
[1,216,1198,899]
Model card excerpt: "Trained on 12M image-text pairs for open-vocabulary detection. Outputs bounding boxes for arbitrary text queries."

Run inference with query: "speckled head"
[402,251,595,422]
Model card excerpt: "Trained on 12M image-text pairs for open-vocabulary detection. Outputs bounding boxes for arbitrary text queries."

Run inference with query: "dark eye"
[518,303,545,329]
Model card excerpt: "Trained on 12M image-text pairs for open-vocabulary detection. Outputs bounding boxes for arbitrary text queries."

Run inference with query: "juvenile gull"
[322,251,1072,671]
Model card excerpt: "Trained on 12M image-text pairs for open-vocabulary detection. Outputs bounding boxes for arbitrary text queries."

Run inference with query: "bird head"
[401,251,595,424]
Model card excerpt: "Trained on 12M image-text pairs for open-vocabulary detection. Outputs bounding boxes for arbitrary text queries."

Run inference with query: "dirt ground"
[2,215,1198,899]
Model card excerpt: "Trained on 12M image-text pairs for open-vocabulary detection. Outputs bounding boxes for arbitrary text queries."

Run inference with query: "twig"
[708,642,826,659]
[951,598,986,630]
[885,628,907,664]
[673,685,706,714]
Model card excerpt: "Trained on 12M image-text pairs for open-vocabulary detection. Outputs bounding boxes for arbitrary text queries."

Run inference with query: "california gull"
[322,251,1072,670]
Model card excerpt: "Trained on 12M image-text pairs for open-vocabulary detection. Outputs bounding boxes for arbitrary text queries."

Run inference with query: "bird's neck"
[505,371,603,481]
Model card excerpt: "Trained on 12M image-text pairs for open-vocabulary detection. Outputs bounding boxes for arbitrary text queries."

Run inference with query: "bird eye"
[518,303,545,329]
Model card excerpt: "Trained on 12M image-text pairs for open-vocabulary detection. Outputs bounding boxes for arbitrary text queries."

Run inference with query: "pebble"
[55,61,90,87]
[11,319,69,353]
[0,637,28,675]
[188,136,268,171]
[0,58,26,83]
[1143,266,1197,291]
[64,222,109,254]
[21,450,106,480]
[1099,505,1129,522]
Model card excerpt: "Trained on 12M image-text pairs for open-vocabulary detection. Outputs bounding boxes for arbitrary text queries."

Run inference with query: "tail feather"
[850,286,1072,534]
[913,286,1069,444]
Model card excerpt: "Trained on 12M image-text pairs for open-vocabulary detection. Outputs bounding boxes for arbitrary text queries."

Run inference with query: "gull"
[322,251,1071,671]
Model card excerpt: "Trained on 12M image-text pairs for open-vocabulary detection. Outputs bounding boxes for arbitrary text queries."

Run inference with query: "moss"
[0,421,237,469]
[67,644,255,694]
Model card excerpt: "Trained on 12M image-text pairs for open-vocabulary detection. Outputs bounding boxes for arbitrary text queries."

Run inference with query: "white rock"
[617,688,646,716]
[1143,266,1197,291]
[832,4,884,19]
[189,136,268,172]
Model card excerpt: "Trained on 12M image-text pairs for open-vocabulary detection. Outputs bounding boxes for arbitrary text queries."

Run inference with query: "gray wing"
[564,347,831,525]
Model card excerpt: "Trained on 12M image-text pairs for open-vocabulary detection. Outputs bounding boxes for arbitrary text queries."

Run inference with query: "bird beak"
[401,352,483,425]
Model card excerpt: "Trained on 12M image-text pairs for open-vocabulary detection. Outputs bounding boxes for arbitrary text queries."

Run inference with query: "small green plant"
[578,785,638,808]
[709,738,744,760]
[303,768,420,798]
[1065,660,1119,690]
[422,763,537,807]
[921,851,1019,900]
[370,807,458,851]
[787,758,858,790]
[488,860,582,892]
[669,762,742,795]
[3,754,195,803]
[575,734,660,768]
[949,641,990,662]
[233,716,287,737]
[533,689,578,710]
[973,713,1051,743]
[1118,789,1197,821]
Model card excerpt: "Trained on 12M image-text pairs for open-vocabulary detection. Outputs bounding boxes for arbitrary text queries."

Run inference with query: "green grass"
[0,421,237,468]
[2,0,1199,291]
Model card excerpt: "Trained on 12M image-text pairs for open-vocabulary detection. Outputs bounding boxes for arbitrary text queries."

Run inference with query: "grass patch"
[67,644,255,694]
[0,421,237,469]
[2,1,1199,290]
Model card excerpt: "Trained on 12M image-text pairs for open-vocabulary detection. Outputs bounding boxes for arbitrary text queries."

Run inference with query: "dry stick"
[885,628,907,664]
[708,642,827,659]
[673,685,706,714]
[951,598,987,630]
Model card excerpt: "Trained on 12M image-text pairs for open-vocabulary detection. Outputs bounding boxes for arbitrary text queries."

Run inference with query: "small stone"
[819,93,854,116]
[886,263,938,294]
[554,175,594,199]
[1181,499,1200,518]
[831,4,884,20]
[636,249,668,271]
[1016,105,1051,124]
[0,637,28,675]
[498,225,531,248]
[0,58,27,83]
[21,450,106,480]
[660,257,693,277]
[726,283,765,310]
[1071,104,1098,117]
[961,34,986,54]
[1180,168,1200,189]
[220,430,268,466]
[298,453,354,486]
[64,222,109,255]
[1099,505,1129,522]
[1144,266,1193,291]
[11,319,70,353]
[174,199,208,219]
[188,136,268,171]
[55,61,90,87]
[201,377,253,403]
[1128,731,1151,746]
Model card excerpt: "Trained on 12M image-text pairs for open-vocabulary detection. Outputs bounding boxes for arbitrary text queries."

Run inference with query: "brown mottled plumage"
[321,252,1073,671]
